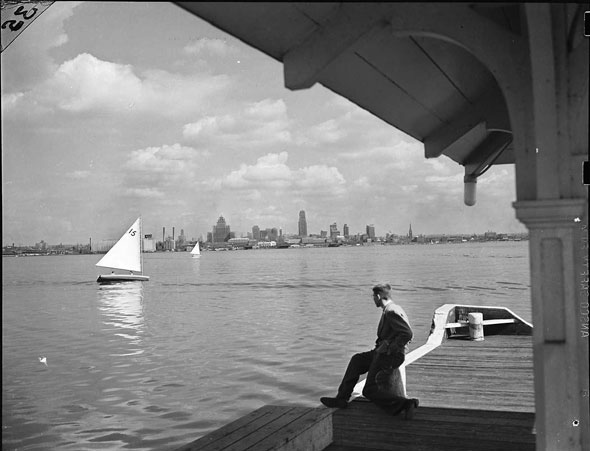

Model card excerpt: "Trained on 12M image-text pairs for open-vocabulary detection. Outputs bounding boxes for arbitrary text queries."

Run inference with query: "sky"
[1,2,527,246]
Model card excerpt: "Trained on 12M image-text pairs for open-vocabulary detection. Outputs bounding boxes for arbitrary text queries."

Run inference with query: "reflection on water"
[97,282,144,354]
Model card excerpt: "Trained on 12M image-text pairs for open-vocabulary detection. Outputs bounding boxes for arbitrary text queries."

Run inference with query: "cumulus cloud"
[209,151,346,197]
[225,152,292,189]
[298,118,348,145]
[124,143,204,175]
[50,53,141,112]
[295,165,346,192]
[183,98,291,149]
[9,53,230,118]
[182,114,237,142]
[120,143,207,206]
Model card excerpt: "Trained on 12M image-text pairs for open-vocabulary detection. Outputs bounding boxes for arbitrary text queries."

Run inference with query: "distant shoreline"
[2,238,528,257]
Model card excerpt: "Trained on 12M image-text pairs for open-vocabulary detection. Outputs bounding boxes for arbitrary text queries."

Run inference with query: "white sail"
[96,217,142,272]
[191,242,200,257]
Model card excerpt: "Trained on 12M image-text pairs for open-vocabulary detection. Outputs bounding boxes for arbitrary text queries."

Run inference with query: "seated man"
[320,283,419,419]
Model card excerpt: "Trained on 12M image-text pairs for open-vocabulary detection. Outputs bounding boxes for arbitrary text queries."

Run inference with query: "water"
[2,242,530,450]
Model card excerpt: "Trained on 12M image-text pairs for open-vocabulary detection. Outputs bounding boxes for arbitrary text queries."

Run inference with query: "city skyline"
[2,3,527,246]
[3,207,528,249]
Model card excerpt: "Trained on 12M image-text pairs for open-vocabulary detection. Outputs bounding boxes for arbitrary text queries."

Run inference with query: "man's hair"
[372,283,392,297]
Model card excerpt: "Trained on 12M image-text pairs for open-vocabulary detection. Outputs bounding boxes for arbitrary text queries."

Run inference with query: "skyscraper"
[298,210,307,237]
[252,225,260,240]
[330,222,339,239]
[343,224,349,238]
[366,224,376,240]
[213,216,231,243]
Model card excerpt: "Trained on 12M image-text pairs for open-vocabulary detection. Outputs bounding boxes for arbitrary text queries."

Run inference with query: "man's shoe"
[404,398,419,420]
[320,397,348,409]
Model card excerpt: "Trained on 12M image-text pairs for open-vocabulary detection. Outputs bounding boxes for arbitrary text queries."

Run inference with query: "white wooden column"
[514,200,588,451]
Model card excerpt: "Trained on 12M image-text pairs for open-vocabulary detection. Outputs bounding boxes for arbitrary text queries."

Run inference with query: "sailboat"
[96,217,149,282]
[190,241,201,258]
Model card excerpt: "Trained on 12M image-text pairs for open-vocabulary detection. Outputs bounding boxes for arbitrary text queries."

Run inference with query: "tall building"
[408,223,413,241]
[177,229,186,248]
[343,224,349,238]
[329,222,339,239]
[252,225,260,240]
[212,216,231,243]
[298,210,307,237]
[366,224,376,240]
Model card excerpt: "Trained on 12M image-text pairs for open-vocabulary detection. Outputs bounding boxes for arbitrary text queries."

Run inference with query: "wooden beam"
[283,4,391,90]
[525,4,562,200]
[423,85,509,159]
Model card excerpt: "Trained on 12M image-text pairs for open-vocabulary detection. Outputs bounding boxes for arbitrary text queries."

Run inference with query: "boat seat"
[445,318,517,328]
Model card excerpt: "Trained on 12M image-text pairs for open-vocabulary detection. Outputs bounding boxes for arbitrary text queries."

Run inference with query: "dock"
[175,306,535,450]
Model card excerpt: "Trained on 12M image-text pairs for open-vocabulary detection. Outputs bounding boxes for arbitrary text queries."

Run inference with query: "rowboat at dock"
[175,305,535,451]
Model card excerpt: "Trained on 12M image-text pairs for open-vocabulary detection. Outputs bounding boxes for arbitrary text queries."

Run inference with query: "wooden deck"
[328,399,535,451]
[174,405,333,451]
[405,335,534,412]
[174,335,535,450]
[327,335,535,450]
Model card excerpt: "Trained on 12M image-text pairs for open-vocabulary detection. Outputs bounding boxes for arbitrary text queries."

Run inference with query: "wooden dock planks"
[328,335,535,450]
[329,399,535,451]
[174,405,333,451]
[405,335,534,412]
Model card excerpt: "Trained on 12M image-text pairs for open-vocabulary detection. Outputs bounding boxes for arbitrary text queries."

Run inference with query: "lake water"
[2,242,530,450]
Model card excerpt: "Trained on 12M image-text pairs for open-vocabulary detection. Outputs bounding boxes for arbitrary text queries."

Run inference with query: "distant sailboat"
[96,217,149,282]
[190,241,201,258]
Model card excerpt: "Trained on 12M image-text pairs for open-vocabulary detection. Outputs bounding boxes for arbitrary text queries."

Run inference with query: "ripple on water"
[416,286,448,292]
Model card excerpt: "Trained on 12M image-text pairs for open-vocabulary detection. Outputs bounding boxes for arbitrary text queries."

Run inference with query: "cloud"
[124,187,165,199]
[301,118,348,144]
[182,115,237,142]
[208,151,346,197]
[0,2,82,90]
[124,143,204,178]
[119,143,207,206]
[183,98,291,149]
[353,176,370,189]
[1,93,24,113]
[183,38,236,57]
[50,53,142,112]
[7,53,230,119]
[67,170,91,179]
[295,165,346,193]
[224,152,292,189]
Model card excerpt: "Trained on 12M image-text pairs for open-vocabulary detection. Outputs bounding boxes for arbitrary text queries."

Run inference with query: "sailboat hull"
[97,274,150,283]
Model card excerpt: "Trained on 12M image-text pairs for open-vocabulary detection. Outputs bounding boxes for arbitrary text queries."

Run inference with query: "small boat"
[190,241,201,258]
[440,304,532,339]
[96,217,149,283]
